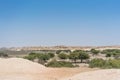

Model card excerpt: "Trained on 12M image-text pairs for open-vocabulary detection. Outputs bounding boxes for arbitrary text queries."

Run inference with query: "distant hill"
[6,45,120,51]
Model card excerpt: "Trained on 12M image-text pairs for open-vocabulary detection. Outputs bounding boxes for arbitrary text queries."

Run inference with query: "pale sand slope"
[62,69,120,80]
[0,58,97,80]
[0,58,46,73]
[0,58,48,80]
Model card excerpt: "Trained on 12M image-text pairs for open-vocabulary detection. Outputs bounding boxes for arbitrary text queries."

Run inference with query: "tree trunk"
[81,59,83,63]
[74,59,77,63]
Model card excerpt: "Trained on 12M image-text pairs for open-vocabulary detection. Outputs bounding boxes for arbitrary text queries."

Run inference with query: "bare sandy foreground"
[63,69,120,80]
[0,58,119,80]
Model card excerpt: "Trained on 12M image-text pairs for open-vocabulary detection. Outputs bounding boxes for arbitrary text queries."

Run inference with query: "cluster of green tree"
[56,50,71,54]
[101,49,120,59]
[46,60,74,67]
[24,50,90,67]
[90,49,100,56]
[24,53,55,64]
[23,49,120,68]
[58,50,90,63]
[0,52,8,58]
[89,58,120,69]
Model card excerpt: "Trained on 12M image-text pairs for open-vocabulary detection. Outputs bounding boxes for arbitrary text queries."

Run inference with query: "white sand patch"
[63,69,120,80]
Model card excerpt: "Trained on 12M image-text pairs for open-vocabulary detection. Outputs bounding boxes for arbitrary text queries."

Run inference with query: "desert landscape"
[0,46,120,80]
[1,0,120,80]
[0,57,120,80]
[0,58,97,80]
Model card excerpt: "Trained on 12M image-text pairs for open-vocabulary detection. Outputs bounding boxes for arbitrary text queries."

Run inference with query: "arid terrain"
[9,45,120,51]
[1,0,120,79]
[0,58,120,80]
[0,58,97,80]
[63,69,120,80]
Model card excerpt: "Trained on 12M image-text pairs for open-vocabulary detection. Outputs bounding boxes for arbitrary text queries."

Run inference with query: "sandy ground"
[3,58,120,80]
[0,58,98,80]
[1,58,120,80]
[63,69,120,80]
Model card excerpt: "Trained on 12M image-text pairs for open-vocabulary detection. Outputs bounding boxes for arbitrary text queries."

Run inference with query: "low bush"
[23,55,36,61]
[105,59,120,68]
[89,58,120,69]
[0,52,8,58]
[48,53,55,58]
[89,58,105,68]
[58,53,68,59]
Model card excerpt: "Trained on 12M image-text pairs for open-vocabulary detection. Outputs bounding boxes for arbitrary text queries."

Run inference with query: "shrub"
[46,60,74,67]
[89,58,105,68]
[23,55,36,61]
[56,50,62,54]
[24,52,37,60]
[101,49,120,55]
[105,59,120,68]
[37,53,51,63]
[24,53,51,63]
[90,49,99,56]
[69,50,89,63]
[58,53,68,59]
[48,53,55,58]
[106,53,112,57]
[89,58,120,69]
[29,52,36,55]
[0,52,8,57]
[113,53,120,59]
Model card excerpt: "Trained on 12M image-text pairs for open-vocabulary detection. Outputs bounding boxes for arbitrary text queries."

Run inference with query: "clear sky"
[0,0,120,47]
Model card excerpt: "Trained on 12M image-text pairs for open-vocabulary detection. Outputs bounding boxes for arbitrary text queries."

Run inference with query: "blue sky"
[0,0,120,47]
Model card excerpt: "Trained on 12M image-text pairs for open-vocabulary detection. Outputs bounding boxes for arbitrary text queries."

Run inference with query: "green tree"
[29,52,36,55]
[48,53,55,58]
[0,52,8,58]
[58,53,68,59]
[69,52,79,63]
[24,55,36,61]
[78,51,90,63]
[37,54,50,63]
[91,49,99,56]
[89,58,105,68]
[56,50,62,54]
[106,53,112,57]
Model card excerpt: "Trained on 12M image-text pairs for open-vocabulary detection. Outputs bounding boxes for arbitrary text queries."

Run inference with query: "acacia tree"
[48,53,55,58]
[69,52,79,63]
[78,51,90,63]
[90,49,100,56]
[37,54,50,64]
[56,50,62,54]
[58,53,68,59]
[106,53,112,57]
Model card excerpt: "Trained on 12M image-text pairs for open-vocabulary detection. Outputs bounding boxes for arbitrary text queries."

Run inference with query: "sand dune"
[0,58,95,80]
[0,58,46,73]
[0,58,119,80]
[0,58,48,80]
[63,69,120,80]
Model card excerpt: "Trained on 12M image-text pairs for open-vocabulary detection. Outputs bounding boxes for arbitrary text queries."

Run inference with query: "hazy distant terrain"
[7,45,120,51]
[1,45,120,57]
